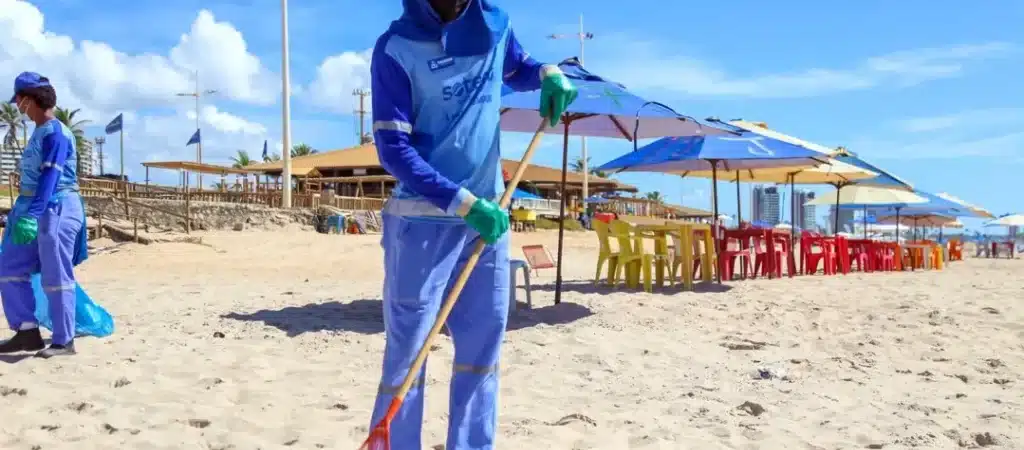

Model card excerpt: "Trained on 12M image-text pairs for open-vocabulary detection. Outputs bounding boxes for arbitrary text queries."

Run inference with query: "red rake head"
[359,400,401,450]
[358,423,390,450]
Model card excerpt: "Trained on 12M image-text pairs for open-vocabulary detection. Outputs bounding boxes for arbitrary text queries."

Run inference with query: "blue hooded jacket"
[372,0,559,220]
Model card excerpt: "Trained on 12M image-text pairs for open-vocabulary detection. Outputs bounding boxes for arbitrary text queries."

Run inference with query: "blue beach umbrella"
[501,57,732,300]
[511,188,541,200]
[596,133,825,282]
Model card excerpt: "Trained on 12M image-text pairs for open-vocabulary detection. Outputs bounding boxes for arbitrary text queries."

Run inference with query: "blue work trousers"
[370,214,510,450]
[0,193,83,345]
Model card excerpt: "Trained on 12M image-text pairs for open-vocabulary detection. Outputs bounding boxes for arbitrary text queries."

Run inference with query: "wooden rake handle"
[390,120,548,402]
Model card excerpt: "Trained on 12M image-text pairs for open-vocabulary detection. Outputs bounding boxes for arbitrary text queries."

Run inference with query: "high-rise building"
[791,189,817,231]
[828,206,856,234]
[77,143,95,176]
[752,185,781,226]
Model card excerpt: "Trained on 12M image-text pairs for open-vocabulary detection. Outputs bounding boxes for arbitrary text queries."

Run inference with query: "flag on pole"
[186,129,201,146]
[105,113,123,134]
[262,140,268,160]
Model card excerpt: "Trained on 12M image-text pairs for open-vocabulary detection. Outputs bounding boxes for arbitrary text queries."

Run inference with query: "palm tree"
[265,152,282,162]
[645,191,664,202]
[0,103,24,154]
[570,155,610,178]
[54,107,92,177]
[230,150,253,168]
[290,143,317,157]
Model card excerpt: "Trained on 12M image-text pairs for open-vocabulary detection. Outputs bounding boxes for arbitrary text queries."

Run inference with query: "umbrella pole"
[863,206,868,239]
[553,121,571,304]
[895,208,901,243]
[711,161,721,284]
[790,173,797,277]
[832,184,842,236]
[735,171,742,224]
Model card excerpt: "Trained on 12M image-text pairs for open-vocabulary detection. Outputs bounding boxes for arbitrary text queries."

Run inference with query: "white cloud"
[187,106,267,135]
[847,107,1024,161]
[0,0,338,185]
[306,49,372,113]
[0,0,277,121]
[892,108,1024,133]
[590,36,1013,99]
[850,131,1024,161]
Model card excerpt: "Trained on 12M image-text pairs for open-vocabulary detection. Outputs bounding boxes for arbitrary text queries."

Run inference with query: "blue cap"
[9,72,51,103]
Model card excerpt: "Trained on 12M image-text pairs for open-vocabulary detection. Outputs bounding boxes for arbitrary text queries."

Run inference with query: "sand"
[1,229,1022,449]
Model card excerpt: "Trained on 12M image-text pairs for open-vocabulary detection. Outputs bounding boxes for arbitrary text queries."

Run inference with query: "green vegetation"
[290,143,317,157]
[54,107,93,177]
[231,150,253,168]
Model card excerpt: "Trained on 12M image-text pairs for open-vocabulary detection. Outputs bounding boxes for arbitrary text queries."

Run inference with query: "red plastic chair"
[800,231,836,275]
[873,242,896,271]
[717,230,754,281]
[753,234,788,278]
[845,239,873,272]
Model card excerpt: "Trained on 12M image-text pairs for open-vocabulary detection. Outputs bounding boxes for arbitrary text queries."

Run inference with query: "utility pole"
[94,136,105,176]
[353,89,372,144]
[549,14,593,210]
[280,0,293,208]
[176,71,217,189]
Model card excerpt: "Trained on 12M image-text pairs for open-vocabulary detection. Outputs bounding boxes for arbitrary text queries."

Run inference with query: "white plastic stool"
[509,259,532,311]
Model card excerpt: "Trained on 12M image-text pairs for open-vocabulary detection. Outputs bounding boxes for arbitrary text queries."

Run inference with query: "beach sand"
[1,229,1022,449]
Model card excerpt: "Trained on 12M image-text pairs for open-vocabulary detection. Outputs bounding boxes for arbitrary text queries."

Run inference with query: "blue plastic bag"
[31,274,115,338]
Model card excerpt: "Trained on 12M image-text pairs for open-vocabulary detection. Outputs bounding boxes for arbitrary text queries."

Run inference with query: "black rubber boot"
[0,328,46,353]
[35,340,76,359]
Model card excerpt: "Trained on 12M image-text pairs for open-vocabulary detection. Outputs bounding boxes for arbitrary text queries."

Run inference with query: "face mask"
[15,98,31,122]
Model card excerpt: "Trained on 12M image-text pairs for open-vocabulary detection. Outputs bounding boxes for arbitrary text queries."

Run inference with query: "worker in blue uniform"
[369,0,577,448]
[0,72,85,358]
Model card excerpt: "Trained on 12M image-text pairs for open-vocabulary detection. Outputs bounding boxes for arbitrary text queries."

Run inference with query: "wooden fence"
[6,175,386,235]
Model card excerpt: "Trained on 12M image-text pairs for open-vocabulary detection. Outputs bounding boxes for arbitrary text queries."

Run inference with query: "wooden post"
[6,173,14,206]
[133,217,139,242]
[96,214,103,239]
[184,184,191,234]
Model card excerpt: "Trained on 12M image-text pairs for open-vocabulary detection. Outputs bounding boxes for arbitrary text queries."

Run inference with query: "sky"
[2,0,1022,231]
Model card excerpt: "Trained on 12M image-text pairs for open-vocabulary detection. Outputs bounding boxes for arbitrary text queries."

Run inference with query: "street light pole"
[176,71,217,189]
[280,0,293,208]
[549,14,593,211]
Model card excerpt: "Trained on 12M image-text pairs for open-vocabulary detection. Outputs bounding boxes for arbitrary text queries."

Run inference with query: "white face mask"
[15,98,30,123]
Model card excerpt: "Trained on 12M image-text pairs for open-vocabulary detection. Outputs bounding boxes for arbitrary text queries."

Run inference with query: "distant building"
[752,185,781,226]
[828,206,856,234]
[793,189,817,231]
[77,143,95,176]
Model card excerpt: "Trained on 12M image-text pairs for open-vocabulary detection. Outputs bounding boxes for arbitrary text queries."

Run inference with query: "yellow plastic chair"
[669,224,696,290]
[592,220,619,285]
[609,220,656,292]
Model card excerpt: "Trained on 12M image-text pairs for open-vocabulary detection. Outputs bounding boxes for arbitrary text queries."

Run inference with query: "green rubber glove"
[539,69,578,127]
[12,217,38,245]
[463,198,510,244]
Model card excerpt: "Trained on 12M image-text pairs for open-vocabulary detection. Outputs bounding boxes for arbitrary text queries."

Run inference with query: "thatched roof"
[244,143,637,191]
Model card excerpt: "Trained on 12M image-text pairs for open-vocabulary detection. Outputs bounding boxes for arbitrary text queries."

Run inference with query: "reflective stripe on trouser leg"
[446,231,510,450]
[371,215,468,450]
[0,227,40,331]
[38,195,83,345]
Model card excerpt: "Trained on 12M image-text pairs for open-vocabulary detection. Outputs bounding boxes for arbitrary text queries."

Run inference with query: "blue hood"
[389,0,508,57]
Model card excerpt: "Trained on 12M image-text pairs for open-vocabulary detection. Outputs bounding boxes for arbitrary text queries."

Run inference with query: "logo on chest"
[428,56,455,72]
[440,68,496,102]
